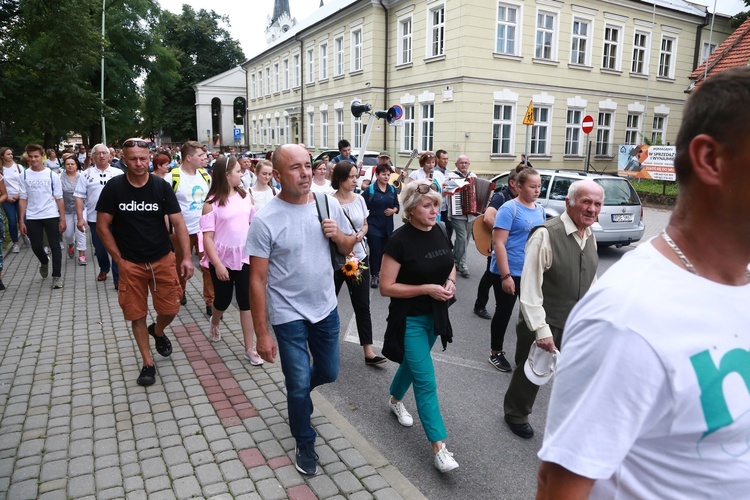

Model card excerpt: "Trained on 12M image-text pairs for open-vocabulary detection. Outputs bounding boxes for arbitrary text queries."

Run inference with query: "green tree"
[141,5,244,142]
[0,0,173,148]
[730,0,750,28]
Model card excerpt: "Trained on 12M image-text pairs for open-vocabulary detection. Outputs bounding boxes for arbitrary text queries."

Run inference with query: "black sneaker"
[180,293,187,306]
[370,276,379,289]
[39,264,49,278]
[0,280,5,291]
[137,365,156,386]
[489,352,512,372]
[295,442,319,475]
[473,307,492,320]
[148,323,173,357]
[205,305,212,317]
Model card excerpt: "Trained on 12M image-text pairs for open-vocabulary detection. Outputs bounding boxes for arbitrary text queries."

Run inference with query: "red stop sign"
[582,115,594,134]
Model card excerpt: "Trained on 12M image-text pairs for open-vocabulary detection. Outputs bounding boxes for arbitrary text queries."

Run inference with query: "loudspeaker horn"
[351,100,372,118]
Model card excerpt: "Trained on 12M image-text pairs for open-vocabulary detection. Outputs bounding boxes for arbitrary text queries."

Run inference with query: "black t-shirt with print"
[383,222,454,316]
[96,173,181,263]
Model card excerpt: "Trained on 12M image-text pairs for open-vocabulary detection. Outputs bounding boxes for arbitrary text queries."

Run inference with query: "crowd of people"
[2,68,748,492]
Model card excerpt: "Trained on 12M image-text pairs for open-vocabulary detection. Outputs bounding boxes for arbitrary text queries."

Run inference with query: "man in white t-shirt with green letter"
[168,140,214,315]
[537,66,750,499]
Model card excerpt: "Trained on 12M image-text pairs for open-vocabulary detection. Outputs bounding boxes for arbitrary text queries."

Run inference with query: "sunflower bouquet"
[341,255,368,284]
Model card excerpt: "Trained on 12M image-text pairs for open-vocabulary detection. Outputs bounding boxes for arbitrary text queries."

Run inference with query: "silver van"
[490,169,645,247]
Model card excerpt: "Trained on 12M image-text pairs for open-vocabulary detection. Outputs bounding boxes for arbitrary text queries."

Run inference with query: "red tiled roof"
[690,17,750,88]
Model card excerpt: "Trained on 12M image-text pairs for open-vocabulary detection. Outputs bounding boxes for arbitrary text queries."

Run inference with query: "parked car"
[314,149,385,189]
[490,169,645,247]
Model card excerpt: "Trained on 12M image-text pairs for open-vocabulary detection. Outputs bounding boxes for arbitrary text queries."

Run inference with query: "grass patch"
[630,178,679,196]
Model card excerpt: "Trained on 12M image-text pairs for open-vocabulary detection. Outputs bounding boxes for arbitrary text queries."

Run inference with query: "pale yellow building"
[243,0,730,174]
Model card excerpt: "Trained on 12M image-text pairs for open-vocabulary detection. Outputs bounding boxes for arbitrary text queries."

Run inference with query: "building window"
[530,106,550,155]
[570,18,590,65]
[596,112,613,156]
[565,109,583,155]
[702,41,716,62]
[321,111,329,148]
[353,114,362,149]
[306,48,314,83]
[625,113,640,144]
[275,117,281,146]
[496,3,518,55]
[334,36,344,76]
[535,11,556,60]
[274,63,279,93]
[335,109,344,144]
[658,36,675,78]
[258,71,263,97]
[307,112,315,147]
[284,116,290,144]
[293,54,301,87]
[491,103,514,155]
[632,31,649,74]
[420,103,434,152]
[351,29,362,72]
[265,68,271,96]
[399,17,413,64]
[652,115,666,143]
[402,104,415,152]
[266,118,272,146]
[282,59,289,90]
[602,26,620,70]
[319,42,328,80]
[428,5,445,58]
[250,74,256,99]
[251,119,256,144]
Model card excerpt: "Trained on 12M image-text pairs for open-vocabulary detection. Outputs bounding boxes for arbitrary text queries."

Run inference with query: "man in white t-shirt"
[170,140,213,315]
[537,66,750,499]
[75,143,124,287]
[18,144,66,289]
[246,144,355,476]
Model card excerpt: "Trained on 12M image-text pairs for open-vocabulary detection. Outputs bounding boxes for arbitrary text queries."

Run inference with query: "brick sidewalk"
[0,243,420,500]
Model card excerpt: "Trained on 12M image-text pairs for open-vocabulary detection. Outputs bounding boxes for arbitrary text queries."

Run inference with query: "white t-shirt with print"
[539,242,750,499]
[2,164,23,197]
[174,168,210,234]
[19,168,63,220]
[74,166,124,222]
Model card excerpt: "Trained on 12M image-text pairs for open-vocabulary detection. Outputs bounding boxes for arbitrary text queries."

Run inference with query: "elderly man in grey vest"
[503,179,604,439]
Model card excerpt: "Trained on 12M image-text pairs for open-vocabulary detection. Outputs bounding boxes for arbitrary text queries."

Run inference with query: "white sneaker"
[388,397,413,427]
[11,244,20,253]
[434,443,459,473]
[243,348,264,366]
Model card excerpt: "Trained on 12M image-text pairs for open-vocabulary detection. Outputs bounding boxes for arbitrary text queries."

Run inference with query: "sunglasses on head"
[416,183,439,194]
[122,140,149,148]
[423,154,435,159]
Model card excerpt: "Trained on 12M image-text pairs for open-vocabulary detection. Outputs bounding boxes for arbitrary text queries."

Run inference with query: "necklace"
[662,230,750,280]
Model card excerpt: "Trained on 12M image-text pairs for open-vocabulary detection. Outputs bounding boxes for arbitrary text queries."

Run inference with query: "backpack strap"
[313,192,329,222]
[170,167,180,192]
[197,168,211,185]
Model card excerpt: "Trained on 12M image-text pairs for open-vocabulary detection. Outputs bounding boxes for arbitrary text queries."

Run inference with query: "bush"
[630,178,679,196]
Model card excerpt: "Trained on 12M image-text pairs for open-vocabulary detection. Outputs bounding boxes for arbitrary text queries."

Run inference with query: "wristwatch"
[501,273,512,281]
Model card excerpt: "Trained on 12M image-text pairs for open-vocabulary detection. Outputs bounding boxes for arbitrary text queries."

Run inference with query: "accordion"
[450,177,494,216]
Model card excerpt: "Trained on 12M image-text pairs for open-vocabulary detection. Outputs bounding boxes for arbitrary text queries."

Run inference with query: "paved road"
[319,206,672,499]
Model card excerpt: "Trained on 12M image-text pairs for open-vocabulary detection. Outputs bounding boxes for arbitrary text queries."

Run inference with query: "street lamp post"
[101,0,107,145]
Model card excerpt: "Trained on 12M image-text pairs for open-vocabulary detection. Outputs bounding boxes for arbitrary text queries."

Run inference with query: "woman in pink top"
[200,156,262,365]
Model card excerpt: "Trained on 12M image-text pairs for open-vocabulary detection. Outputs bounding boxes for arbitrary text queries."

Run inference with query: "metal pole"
[704,0,718,81]
[584,134,590,172]
[524,125,530,164]
[100,0,107,145]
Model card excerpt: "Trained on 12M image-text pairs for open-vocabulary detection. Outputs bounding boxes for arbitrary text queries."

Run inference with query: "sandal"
[148,323,173,357]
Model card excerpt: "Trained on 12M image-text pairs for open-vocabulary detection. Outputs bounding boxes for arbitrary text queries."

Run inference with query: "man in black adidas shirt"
[96,138,194,387]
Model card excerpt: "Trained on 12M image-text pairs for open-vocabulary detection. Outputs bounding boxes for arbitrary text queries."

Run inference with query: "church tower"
[266,0,296,44]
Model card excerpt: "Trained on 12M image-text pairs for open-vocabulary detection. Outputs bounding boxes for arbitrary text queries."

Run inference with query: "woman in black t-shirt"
[380,180,459,473]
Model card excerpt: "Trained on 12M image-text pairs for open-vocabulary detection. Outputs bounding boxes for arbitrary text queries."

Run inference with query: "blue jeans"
[390,314,447,443]
[89,221,119,281]
[274,309,340,446]
[2,200,19,243]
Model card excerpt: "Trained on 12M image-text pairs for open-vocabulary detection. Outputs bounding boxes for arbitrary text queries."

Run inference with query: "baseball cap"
[523,343,559,386]
[378,151,390,158]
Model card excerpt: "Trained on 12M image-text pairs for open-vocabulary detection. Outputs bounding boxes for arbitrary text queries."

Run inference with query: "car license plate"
[611,214,634,223]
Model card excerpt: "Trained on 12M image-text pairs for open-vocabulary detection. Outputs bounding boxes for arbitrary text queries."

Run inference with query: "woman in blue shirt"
[362,163,399,288]
[488,168,545,372]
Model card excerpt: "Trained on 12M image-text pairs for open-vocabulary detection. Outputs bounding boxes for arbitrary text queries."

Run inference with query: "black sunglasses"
[122,140,149,148]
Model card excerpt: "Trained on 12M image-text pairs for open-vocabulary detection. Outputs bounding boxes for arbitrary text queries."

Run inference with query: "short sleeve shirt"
[96,174,180,263]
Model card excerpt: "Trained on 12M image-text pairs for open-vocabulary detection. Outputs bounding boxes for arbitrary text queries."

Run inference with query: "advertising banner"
[617,144,676,181]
